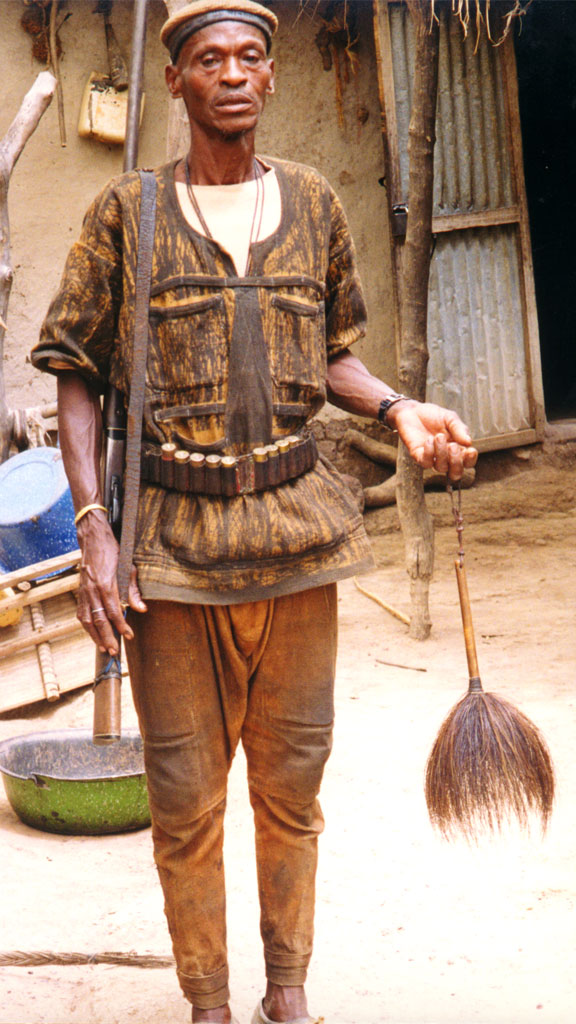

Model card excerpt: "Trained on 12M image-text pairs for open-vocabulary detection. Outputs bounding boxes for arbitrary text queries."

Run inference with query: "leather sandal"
[251,999,323,1024]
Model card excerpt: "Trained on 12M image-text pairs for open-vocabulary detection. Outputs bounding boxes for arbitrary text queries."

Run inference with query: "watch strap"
[377,393,409,426]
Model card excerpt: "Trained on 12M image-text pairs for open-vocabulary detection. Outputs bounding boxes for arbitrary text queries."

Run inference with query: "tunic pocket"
[148,291,227,390]
[267,292,326,393]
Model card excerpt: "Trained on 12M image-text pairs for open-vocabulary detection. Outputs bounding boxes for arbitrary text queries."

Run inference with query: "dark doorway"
[515,0,576,420]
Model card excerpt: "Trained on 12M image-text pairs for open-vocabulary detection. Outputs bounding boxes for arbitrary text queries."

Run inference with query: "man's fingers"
[432,433,449,474]
[442,409,473,446]
[128,566,147,615]
[463,445,478,468]
[410,434,433,468]
[77,564,145,654]
[91,605,121,654]
[78,600,120,655]
[77,583,133,654]
[444,441,466,481]
[77,610,108,652]
[395,402,479,476]
[409,437,478,480]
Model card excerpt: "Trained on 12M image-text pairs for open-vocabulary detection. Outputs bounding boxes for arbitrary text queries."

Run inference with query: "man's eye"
[244,52,263,64]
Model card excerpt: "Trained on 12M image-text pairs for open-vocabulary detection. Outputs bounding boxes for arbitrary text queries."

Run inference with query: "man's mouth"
[215,94,253,110]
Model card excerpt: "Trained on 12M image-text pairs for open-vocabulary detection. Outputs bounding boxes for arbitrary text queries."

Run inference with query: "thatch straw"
[425,684,555,841]
[431,0,532,48]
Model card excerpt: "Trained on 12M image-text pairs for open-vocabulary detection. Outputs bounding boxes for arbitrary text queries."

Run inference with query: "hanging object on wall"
[78,0,144,145]
[299,0,359,129]
[21,0,70,146]
[98,0,129,90]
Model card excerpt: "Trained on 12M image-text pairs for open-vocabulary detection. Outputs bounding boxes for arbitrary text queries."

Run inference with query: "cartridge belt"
[141,434,318,497]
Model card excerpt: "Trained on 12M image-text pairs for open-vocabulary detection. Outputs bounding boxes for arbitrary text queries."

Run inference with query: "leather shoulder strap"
[116,169,157,604]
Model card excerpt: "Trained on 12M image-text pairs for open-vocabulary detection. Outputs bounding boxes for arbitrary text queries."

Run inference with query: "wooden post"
[0,72,56,462]
[395,1,440,639]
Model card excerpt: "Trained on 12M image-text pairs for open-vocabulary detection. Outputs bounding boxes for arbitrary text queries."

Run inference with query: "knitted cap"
[161,1,278,62]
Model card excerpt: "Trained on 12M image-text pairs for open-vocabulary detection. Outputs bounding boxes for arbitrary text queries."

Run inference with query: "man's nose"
[220,56,247,85]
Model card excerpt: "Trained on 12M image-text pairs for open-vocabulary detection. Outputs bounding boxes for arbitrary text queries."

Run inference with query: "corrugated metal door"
[373,0,545,450]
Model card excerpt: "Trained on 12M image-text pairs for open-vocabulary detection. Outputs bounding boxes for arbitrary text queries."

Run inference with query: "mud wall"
[0,0,396,419]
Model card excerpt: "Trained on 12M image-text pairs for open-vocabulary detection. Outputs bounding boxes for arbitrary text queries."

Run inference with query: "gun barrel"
[93,385,127,744]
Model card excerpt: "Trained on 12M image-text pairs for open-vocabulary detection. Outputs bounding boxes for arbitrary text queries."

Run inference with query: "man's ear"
[165,63,182,99]
[266,58,275,96]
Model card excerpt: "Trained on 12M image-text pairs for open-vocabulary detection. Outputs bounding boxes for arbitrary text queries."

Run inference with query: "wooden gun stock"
[93,642,122,744]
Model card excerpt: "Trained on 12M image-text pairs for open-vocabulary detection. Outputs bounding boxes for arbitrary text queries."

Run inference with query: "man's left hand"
[388,400,478,481]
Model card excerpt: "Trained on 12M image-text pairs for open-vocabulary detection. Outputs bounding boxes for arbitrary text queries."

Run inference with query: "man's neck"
[180,130,258,186]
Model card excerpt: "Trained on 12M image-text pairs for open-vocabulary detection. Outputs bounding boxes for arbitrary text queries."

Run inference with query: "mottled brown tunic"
[32,159,375,602]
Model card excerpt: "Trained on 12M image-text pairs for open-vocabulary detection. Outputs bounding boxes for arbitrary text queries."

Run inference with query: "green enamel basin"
[0,728,150,835]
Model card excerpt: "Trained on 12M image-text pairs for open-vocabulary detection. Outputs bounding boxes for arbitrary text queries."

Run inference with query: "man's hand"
[326,351,478,479]
[75,509,147,656]
[388,399,478,480]
[56,372,147,656]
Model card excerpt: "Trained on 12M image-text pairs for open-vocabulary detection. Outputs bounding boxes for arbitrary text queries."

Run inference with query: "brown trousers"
[126,584,337,1010]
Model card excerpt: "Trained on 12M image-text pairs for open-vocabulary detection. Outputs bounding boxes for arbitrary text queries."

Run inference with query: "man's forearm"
[326,350,405,421]
[56,372,104,515]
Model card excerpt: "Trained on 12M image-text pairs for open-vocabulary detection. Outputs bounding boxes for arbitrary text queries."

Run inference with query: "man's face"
[165,21,275,139]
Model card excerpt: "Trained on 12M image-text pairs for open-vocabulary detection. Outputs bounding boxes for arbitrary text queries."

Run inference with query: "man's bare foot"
[192,1004,232,1023]
[262,983,309,1022]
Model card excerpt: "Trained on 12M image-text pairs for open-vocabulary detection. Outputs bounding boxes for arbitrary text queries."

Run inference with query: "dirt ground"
[1,440,575,1024]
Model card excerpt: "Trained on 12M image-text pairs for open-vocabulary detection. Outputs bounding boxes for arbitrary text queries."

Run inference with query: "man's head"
[161,0,278,65]
[162,1,277,141]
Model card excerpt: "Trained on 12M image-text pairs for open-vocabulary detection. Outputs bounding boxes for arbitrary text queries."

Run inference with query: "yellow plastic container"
[0,589,23,628]
[78,72,145,145]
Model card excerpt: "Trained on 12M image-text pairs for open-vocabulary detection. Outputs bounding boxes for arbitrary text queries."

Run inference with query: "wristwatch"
[377,393,409,427]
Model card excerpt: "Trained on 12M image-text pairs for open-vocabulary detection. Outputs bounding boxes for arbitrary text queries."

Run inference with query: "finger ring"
[91,606,106,616]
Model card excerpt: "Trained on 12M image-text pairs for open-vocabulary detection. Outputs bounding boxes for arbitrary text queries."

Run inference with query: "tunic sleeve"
[30,182,125,393]
[325,187,368,360]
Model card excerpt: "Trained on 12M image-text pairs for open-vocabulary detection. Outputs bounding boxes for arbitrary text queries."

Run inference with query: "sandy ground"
[1,454,575,1024]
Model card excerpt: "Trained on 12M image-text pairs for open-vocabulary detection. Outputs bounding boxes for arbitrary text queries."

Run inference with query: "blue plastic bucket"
[0,448,78,572]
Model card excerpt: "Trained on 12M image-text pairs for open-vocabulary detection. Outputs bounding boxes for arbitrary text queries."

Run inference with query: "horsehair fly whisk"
[424,482,555,842]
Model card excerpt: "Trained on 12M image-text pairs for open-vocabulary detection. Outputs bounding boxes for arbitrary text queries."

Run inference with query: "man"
[31,3,477,1022]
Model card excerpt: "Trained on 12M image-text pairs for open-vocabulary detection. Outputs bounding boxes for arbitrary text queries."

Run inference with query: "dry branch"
[0,72,56,461]
[0,71,56,180]
[344,428,398,466]
[364,466,475,508]
[353,576,410,626]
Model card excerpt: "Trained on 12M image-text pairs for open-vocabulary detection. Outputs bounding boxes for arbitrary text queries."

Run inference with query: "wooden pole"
[29,603,61,701]
[48,0,66,147]
[395,1,440,640]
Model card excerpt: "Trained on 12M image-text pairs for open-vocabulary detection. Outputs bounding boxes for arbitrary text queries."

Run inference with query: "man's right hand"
[56,372,148,656]
[75,509,147,655]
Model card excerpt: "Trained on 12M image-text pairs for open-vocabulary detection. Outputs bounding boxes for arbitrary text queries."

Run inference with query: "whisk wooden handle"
[454,559,481,684]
